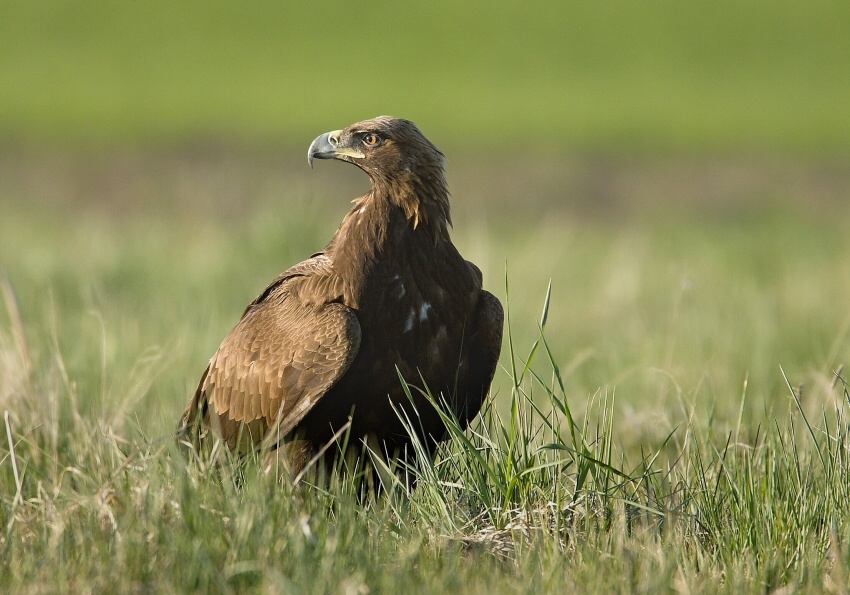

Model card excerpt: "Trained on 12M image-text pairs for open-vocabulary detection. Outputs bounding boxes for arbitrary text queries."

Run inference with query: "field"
[3,2,850,593]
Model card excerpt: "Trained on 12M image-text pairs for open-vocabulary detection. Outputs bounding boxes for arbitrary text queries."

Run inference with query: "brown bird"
[179,116,503,476]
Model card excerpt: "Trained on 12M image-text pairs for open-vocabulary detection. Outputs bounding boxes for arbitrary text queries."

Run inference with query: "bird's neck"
[327,181,451,303]
[374,172,452,240]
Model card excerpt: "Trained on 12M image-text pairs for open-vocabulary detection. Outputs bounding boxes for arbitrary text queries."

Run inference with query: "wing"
[457,290,504,428]
[181,256,360,451]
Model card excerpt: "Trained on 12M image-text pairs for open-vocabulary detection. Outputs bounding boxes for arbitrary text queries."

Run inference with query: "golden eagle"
[179,116,503,475]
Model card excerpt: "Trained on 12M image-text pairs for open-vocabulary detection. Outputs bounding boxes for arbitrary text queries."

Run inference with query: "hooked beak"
[307,129,365,168]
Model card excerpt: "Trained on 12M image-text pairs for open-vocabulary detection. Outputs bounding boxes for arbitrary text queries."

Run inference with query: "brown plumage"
[179,116,503,475]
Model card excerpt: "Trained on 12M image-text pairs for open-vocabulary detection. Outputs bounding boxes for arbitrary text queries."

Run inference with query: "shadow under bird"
[179,116,503,476]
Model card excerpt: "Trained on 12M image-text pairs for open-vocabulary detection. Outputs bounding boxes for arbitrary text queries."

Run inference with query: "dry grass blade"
[4,410,24,528]
[1,276,30,380]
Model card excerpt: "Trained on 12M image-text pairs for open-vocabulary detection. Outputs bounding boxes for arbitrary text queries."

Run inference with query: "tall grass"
[3,273,850,593]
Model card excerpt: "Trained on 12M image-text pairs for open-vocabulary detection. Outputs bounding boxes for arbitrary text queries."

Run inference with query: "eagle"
[179,116,504,476]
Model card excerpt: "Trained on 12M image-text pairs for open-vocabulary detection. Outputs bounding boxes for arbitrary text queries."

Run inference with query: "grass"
[3,270,850,592]
[2,152,850,592]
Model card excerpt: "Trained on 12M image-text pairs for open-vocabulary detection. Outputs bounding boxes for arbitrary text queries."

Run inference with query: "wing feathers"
[185,262,360,451]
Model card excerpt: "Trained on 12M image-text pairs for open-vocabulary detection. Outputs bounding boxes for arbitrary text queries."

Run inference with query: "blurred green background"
[1,1,850,439]
[2,0,849,153]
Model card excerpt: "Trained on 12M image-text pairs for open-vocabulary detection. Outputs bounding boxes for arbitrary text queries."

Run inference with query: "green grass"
[1,1,850,154]
[2,153,850,592]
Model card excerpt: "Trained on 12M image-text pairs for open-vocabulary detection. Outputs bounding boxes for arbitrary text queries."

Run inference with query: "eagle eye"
[362,133,381,147]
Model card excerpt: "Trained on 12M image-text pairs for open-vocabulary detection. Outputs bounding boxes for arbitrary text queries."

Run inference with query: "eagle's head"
[308,116,446,190]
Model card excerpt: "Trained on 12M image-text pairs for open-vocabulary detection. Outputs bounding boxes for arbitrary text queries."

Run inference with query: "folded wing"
[181,257,360,451]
